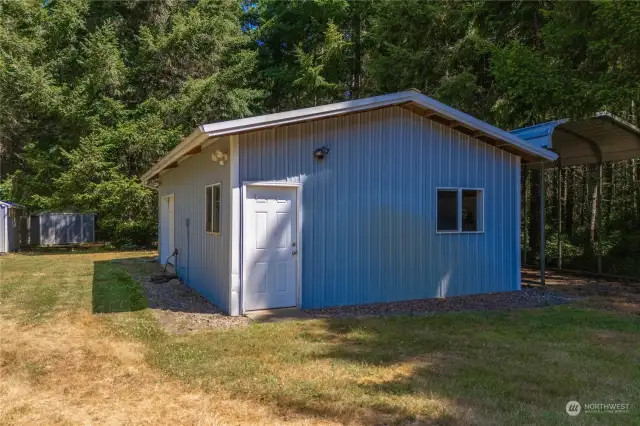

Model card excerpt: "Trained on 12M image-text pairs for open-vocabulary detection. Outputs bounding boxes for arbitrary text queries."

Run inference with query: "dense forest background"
[1,0,639,275]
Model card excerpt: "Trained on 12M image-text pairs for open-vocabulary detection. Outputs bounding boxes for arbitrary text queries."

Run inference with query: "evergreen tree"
[0,0,639,270]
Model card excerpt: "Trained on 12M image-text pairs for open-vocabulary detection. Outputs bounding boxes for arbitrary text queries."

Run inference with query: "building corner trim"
[229,134,241,316]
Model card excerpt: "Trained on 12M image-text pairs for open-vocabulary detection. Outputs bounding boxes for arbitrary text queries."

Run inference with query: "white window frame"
[436,187,484,234]
[205,182,222,235]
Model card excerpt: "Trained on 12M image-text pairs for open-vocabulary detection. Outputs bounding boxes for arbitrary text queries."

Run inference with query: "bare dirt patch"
[117,258,251,333]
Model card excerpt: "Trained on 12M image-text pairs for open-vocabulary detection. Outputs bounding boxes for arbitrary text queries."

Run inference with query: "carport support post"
[540,163,546,286]
[557,160,562,270]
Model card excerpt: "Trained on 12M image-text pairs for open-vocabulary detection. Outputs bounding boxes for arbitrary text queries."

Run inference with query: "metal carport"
[511,113,640,284]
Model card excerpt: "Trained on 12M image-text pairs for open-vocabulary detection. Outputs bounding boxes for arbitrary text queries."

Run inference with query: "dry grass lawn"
[0,252,325,426]
[1,251,639,425]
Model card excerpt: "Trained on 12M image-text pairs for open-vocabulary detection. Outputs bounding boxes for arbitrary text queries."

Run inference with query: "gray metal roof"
[511,112,640,166]
[143,91,557,182]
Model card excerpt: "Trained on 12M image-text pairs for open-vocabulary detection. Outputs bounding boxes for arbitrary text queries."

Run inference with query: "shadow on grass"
[93,258,640,424]
[93,256,224,316]
[522,268,640,314]
[92,259,148,313]
[301,316,486,419]
[21,246,153,256]
[294,307,640,424]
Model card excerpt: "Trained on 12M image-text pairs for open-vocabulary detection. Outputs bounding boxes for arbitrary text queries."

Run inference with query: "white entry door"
[161,194,175,264]
[244,185,298,311]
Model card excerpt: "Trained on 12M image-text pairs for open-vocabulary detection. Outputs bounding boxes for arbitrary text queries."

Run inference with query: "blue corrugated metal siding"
[239,106,520,309]
[158,138,231,313]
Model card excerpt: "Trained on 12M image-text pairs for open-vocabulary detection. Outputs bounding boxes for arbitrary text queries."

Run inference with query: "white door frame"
[161,193,175,264]
[241,181,302,314]
[0,206,6,253]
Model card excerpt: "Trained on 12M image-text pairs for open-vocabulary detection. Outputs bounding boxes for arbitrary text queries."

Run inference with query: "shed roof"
[142,90,557,182]
[0,200,24,208]
[510,112,640,166]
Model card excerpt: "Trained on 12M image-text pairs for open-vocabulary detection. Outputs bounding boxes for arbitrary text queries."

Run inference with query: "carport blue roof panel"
[510,113,640,165]
[510,119,568,149]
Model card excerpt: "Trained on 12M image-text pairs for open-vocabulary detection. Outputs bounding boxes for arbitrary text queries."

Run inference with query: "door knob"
[292,250,297,256]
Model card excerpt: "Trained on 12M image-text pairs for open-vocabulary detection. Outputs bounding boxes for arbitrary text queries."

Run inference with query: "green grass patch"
[92,261,147,314]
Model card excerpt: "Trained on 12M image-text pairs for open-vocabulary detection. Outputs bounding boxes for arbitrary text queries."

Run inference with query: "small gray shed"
[30,213,95,246]
[0,201,24,253]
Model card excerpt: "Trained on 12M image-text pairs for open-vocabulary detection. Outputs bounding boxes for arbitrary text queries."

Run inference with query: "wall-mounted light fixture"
[314,146,330,162]
[212,150,229,166]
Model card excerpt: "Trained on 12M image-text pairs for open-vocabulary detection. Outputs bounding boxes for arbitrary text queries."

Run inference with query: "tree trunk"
[588,164,598,245]
[580,165,588,227]
[565,167,573,238]
[606,161,613,228]
[633,159,638,215]
[351,4,362,99]
[551,166,559,227]
[529,168,541,261]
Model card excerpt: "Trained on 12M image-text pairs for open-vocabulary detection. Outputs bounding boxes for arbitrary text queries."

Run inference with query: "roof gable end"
[142,91,557,182]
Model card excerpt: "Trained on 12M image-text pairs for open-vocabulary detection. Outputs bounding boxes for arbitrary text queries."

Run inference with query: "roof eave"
[141,128,208,183]
[594,111,640,136]
[408,93,557,162]
[0,201,24,208]
[142,91,556,181]
[199,92,416,136]
[200,91,556,162]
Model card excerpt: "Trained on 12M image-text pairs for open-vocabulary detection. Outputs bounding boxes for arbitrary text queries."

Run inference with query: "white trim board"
[240,181,303,315]
[0,205,6,253]
[229,135,241,316]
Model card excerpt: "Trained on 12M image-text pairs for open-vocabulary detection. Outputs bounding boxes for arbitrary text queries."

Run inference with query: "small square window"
[205,183,221,234]
[436,188,484,233]
[437,190,459,232]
